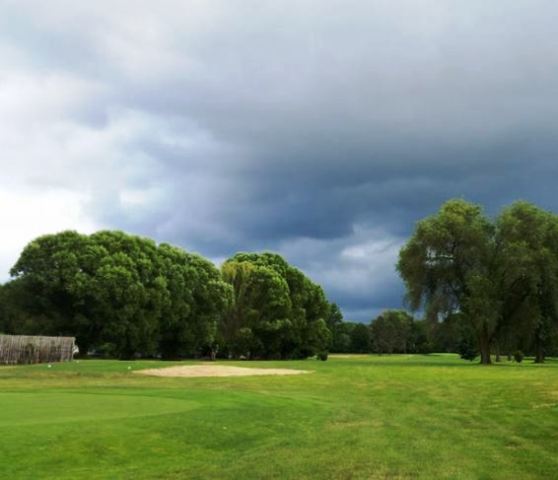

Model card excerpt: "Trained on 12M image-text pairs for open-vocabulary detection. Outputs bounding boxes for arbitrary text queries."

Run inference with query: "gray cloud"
[1,1,558,320]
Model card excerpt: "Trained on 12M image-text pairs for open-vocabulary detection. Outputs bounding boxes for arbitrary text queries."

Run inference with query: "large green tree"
[9,230,230,359]
[156,243,232,359]
[220,252,330,359]
[0,279,37,334]
[221,259,292,358]
[495,202,558,362]
[398,199,558,364]
[398,199,496,363]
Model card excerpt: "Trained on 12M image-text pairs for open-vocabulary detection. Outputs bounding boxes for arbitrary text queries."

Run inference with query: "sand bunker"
[135,364,312,378]
[328,354,364,358]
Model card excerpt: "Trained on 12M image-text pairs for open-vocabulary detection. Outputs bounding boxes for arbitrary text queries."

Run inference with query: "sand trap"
[135,364,312,378]
[328,354,367,358]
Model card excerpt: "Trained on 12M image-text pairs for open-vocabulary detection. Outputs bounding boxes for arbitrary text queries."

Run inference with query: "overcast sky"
[1,1,557,321]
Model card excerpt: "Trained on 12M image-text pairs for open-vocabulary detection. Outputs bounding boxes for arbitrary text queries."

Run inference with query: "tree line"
[327,200,558,363]
[327,307,430,354]
[0,231,330,360]
[1,198,557,363]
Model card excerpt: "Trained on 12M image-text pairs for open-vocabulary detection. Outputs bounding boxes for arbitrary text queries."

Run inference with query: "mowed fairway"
[1,356,557,479]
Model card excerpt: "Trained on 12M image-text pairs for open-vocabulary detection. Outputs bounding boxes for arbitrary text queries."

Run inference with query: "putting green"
[0,391,197,426]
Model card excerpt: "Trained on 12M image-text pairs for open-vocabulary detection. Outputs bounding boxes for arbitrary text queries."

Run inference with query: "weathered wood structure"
[0,335,76,365]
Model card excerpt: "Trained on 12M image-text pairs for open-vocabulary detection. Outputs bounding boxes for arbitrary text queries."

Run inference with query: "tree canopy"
[220,252,330,359]
[1,233,332,360]
[6,230,231,359]
[2,199,558,364]
[397,199,558,363]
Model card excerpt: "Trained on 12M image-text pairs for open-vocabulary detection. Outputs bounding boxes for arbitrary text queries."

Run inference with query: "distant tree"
[349,323,371,353]
[409,319,431,354]
[326,303,343,330]
[330,322,353,353]
[428,313,463,353]
[307,319,332,358]
[370,310,414,354]
[327,303,350,352]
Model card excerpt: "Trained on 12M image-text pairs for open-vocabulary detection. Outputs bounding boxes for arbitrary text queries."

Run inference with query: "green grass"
[1,355,557,479]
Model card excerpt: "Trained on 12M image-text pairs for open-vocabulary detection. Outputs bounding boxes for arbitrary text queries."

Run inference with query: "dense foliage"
[2,198,558,363]
[2,231,231,358]
[219,252,331,359]
[398,199,558,363]
[0,232,332,360]
[327,309,429,355]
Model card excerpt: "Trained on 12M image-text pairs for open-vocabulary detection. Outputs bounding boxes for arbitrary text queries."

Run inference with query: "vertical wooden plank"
[0,334,77,365]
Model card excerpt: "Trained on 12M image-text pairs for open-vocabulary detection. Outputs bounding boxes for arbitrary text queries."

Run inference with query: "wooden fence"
[0,335,76,365]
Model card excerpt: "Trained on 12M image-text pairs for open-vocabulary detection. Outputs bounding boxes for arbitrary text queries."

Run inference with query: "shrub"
[317,351,328,361]
[457,338,477,361]
[513,350,524,363]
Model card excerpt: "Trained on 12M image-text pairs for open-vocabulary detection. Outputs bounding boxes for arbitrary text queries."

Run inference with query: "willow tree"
[221,252,330,359]
[495,202,558,363]
[9,230,230,359]
[157,243,232,359]
[398,199,558,364]
[221,259,292,358]
[397,199,497,364]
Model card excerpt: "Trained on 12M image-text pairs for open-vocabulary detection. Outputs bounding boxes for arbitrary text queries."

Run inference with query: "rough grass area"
[0,355,557,479]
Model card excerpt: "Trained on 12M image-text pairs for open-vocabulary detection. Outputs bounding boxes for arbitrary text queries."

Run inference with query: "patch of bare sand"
[328,354,368,358]
[134,364,312,378]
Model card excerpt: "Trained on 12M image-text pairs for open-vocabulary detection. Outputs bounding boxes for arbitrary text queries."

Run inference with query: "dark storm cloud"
[2,1,558,319]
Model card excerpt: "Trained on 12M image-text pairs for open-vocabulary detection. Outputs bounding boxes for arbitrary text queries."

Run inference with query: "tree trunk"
[494,341,501,362]
[478,329,492,365]
[533,322,546,363]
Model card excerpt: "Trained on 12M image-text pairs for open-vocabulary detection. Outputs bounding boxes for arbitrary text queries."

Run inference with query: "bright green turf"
[1,355,557,479]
